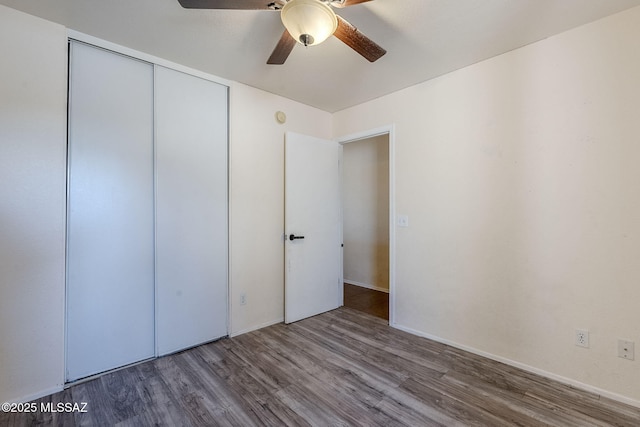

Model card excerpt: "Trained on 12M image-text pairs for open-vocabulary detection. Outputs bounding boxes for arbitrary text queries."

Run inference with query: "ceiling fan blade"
[332,0,373,8]
[267,30,296,65]
[334,15,386,62]
[177,0,276,9]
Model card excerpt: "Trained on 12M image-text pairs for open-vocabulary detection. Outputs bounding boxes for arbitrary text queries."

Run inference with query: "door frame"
[336,124,396,326]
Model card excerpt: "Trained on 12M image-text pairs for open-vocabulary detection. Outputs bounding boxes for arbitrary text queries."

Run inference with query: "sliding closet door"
[66,42,155,381]
[155,66,228,356]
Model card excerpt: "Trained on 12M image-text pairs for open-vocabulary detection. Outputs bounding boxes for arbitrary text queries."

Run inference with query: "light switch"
[398,215,409,227]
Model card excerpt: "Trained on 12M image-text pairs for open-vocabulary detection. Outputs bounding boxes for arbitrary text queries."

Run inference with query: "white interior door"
[285,132,342,324]
[66,42,155,381]
[155,66,228,356]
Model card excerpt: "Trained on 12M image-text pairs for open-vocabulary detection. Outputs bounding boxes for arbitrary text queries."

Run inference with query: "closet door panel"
[155,66,228,355]
[66,42,155,381]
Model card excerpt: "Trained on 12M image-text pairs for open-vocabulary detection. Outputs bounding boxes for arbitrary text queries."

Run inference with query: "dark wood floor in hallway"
[343,283,389,320]
[2,307,639,426]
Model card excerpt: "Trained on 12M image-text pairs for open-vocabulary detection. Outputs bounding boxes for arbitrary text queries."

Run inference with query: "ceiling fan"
[177,0,386,65]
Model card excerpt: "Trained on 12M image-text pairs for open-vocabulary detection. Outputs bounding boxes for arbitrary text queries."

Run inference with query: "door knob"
[289,234,305,241]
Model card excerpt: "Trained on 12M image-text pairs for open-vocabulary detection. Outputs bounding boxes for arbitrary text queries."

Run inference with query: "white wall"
[0,5,68,403]
[229,82,332,336]
[334,6,640,404]
[343,135,389,292]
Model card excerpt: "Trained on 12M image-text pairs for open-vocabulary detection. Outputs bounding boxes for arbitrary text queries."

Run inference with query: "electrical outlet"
[575,329,589,348]
[240,293,247,306]
[618,340,635,360]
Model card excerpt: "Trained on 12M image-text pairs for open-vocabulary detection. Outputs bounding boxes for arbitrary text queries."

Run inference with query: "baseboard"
[392,323,640,409]
[344,279,390,294]
[229,317,284,338]
[8,385,64,404]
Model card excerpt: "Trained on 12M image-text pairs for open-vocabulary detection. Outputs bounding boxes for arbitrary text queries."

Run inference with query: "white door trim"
[336,125,396,326]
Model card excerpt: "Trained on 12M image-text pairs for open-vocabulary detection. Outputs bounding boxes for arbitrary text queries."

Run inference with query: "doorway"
[340,129,393,322]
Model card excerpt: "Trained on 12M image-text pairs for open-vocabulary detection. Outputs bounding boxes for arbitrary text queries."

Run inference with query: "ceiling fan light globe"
[281,0,338,47]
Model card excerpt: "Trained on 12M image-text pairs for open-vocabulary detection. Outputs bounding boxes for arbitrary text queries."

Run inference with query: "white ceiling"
[2,0,640,112]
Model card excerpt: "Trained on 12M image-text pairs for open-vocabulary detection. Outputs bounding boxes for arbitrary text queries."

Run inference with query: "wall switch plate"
[575,329,589,348]
[240,292,247,306]
[397,215,409,227]
[618,339,635,360]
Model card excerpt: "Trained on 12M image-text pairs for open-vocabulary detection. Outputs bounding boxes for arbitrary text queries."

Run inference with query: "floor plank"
[2,307,639,426]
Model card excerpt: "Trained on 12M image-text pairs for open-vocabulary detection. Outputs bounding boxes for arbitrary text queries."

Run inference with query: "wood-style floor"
[3,308,639,426]
[343,283,389,320]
